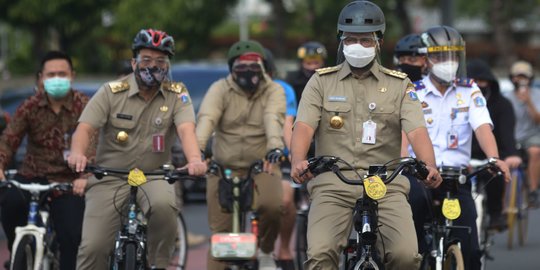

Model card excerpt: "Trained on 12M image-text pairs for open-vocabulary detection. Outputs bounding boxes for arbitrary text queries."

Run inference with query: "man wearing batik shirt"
[0,51,94,270]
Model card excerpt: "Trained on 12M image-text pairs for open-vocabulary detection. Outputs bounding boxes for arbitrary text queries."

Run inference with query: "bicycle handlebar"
[208,160,264,180]
[0,180,72,193]
[84,165,197,184]
[305,156,429,185]
[467,159,501,180]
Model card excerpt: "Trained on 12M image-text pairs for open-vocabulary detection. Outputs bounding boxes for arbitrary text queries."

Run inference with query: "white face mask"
[343,44,376,68]
[431,60,459,83]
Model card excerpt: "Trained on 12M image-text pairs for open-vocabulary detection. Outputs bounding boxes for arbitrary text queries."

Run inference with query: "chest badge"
[116,131,129,143]
[330,113,344,129]
[379,87,387,93]
[421,101,428,108]
[160,106,168,112]
[155,117,163,126]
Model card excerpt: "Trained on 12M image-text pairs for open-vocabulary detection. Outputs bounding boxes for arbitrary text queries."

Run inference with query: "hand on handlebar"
[265,148,285,164]
[291,159,311,184]
[184,160,207,176]
[504,156,522,170]
[72,178,87,196]
[494,159,511,182]
[422,165,442,189]
[67,153,88,173]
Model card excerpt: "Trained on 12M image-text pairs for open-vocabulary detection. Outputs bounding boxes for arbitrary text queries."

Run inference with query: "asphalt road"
[1,202,539,269]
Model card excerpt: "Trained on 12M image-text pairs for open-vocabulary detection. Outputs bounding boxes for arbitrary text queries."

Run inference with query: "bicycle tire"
[443,244,464,270]
[123,243,137,270]
[419,254,434,270]
[170,213,188,270]
[506,172,518,249]
[294,211,308,270]
[11,235,35,270]
[517,177,529,247]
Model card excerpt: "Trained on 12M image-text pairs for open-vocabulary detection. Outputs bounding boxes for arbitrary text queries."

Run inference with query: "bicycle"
[84,165,194,270]
[468,159,502,270]
[419,166,473,270]
[293,181,309,270]
[208,160,266,270]
[0,171,72,270]
[304,155,429,270]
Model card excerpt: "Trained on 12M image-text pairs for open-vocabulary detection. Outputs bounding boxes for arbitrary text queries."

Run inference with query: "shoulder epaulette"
[412,80,426,91]
[108,80,129,93]
[316,65,340,75]
[162,81,187,94]
[380,67,407,79]
[455,78,475,88]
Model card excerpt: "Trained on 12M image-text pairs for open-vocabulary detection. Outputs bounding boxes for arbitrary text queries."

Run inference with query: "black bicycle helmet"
[337,1,385,38]
[420,25,464,50]
[297,41,328,60]
[394,34,425,57]
[132,29,175,57]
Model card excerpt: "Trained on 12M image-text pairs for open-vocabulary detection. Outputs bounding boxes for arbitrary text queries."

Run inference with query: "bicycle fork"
[12,202,47,270]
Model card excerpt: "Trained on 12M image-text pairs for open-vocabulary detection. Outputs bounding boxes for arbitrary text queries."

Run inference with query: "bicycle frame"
[306,156,429,270]
[209,161,262,266]
[2,181,70,270]
[423,168,470,270]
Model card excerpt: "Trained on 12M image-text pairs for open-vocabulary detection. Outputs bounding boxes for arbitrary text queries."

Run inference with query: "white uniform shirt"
[408,76,493,167]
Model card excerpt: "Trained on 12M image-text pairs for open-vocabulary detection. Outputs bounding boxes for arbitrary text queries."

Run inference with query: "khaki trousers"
[304,172,421,270]
[76,178,178,269]
[206,169,283,270]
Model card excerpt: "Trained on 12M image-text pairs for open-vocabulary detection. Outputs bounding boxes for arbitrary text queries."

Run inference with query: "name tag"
[116,113,133,120]
[328,96,347,102]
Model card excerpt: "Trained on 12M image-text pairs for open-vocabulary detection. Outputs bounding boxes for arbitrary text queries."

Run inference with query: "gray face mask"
[136,66,168,87]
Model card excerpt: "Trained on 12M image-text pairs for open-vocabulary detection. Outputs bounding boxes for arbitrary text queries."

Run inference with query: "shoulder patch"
[412,81,426,91]
[108,81,129,93]
[162,81,187,94]
[380,67,407,79]
[405,83,419,101]
[316,65,340,76]
[456,78,475,87]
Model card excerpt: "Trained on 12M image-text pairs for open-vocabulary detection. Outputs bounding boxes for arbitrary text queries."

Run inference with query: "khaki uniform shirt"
[296,62,425,170]
[79,74,195,171]
[197,74,285,169]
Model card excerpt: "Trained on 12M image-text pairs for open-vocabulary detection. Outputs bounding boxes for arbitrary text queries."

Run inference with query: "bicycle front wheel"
[123,243,137,270]
[443,244,464,270]
[294,211,308,270]
[170,213,188,270]
[11,235,35,270]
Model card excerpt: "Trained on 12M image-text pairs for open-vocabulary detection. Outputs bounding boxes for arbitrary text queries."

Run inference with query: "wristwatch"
[488,157,499,164]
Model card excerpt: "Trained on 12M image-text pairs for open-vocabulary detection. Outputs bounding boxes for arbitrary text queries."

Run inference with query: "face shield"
[425,44,466,83]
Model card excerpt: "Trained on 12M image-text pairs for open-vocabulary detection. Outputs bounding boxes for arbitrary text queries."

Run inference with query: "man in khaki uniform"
[68,29,207,270]
[197,40,286,270]
[290,2,442,269]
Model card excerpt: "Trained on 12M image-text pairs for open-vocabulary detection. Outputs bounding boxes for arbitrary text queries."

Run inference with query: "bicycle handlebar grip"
[414,160,430,180]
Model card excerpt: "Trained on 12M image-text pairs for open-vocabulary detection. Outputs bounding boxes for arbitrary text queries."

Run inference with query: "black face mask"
[302,68,316,79]
[397,63,423,82]
[234,70,262,92]
[479,86,492,100]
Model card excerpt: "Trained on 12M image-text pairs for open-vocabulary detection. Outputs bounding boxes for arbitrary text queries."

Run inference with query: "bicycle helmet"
[297,41,327,60]
[421,25,467,81]
[132,29,175,57]
[227,40,265,71]
[337,1,385,37]
[394,34,425,58]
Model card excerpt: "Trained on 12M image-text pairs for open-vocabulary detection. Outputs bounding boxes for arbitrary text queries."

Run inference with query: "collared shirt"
[296,62,425,170]
[0,90,93,182]
[409,76,492,167]
[196,74,286,169]
[79,74,195,171]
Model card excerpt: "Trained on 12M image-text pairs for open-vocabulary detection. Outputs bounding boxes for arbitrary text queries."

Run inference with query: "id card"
[447,130,458,149]
[152,134,165,152]
[362,120,377,144]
